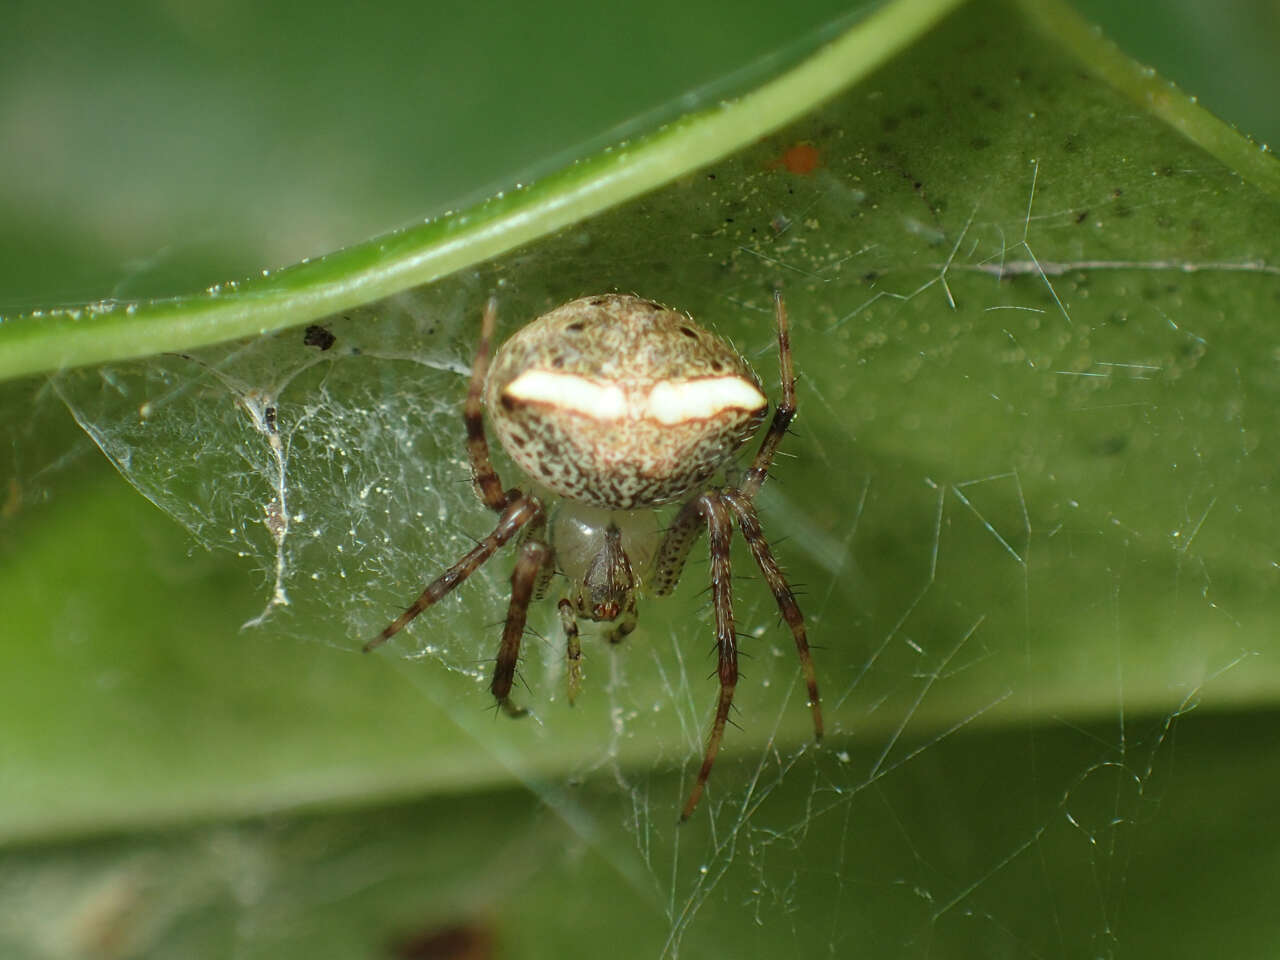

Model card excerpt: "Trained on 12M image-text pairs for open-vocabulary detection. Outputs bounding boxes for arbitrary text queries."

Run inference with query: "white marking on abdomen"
[645,377,765,424]
[505,371,765,424]
[505,371,627,419]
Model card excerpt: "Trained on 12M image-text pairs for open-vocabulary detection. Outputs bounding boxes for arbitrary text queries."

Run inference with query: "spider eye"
[565,321,586,333]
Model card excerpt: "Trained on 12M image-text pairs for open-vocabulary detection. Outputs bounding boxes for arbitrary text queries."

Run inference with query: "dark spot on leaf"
[1095,434,1128,457]
[303,324,336,351]
[390,921,494,960]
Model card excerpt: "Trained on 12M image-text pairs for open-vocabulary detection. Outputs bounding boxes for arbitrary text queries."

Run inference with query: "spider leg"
[517,514,557,601]
[490,538,552,717]
[363,496,543,652]
[681,491,737,822]
[466,296,515,513]
[723,491,823,740]
[737,289,796,502]
[651,497,705,597]
[655,291,796,595]
[558,599,583,705]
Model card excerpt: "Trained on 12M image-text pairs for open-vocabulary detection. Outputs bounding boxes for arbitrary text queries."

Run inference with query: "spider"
[364,291,823,819]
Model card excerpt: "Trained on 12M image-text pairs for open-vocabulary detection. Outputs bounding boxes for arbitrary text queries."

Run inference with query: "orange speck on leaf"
[773,142,822,175]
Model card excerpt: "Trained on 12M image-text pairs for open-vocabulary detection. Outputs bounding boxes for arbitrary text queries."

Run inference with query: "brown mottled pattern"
[486,294,766,510]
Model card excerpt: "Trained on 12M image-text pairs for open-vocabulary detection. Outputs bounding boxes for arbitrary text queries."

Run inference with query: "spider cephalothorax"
[365,292,822,820]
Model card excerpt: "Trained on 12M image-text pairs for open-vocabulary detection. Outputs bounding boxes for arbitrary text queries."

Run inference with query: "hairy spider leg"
[723,290,822,738]
[723,491,822,738]
[680,492,738,821]
[650,290,822,820]
[363,496,544,652]
[467,296,514,514]
[650,497,705,598]
[514,513,557,603]
[490,538,552,717]
[738,290,796,501]
[557,599,583,704]
[364,297,542,653]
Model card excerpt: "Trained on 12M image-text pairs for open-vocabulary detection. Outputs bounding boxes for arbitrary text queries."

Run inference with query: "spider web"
[28,7,1280,958]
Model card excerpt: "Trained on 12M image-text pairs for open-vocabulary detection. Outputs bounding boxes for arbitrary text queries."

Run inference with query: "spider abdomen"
[486,294,767,510]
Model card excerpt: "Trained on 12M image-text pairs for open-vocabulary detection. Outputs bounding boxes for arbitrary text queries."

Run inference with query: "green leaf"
[4,0,1279,957]
[0,0,963,381]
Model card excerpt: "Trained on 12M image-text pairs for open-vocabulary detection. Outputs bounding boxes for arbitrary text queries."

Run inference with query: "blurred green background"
[2,0,1276,310]
[0,0,856,307]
